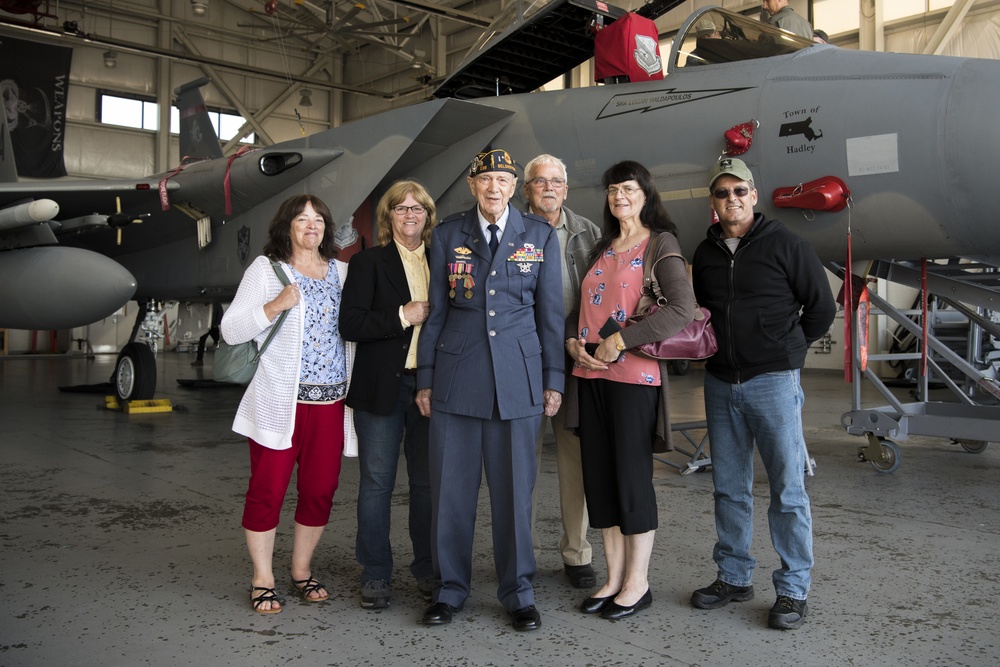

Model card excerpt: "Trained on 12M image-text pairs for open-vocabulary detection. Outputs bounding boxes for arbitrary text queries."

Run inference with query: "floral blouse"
[290,261,348,403]
[572,237,661,386]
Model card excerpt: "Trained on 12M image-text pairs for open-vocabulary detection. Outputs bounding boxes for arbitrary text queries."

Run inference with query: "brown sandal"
[292,576,329,602]
[250,586,285,614]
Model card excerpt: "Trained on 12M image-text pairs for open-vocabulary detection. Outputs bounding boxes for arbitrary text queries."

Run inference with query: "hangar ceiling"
[0,0,496,99]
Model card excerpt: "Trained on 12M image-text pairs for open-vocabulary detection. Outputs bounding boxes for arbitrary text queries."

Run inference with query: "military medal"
[509,242,544,263]
[448,261,474,299]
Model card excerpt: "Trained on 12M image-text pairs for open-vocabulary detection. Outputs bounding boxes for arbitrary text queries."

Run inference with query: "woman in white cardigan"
[222,194,357,614]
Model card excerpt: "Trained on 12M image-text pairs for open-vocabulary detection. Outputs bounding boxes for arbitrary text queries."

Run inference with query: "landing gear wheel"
[869,438,902,474]
[957,439,989,453]
[670,359,691,375]
[114,342,157,402]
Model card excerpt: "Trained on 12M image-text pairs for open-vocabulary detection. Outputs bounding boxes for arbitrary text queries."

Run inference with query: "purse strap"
[254,259,293,361]
[640,233,687,306]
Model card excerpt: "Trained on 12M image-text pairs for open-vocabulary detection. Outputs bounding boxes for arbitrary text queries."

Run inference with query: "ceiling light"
[103,50,117,68]
[299,88,313,107]
[191,0,208,15]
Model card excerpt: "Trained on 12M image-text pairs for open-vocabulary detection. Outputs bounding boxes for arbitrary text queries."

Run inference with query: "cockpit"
[672,8,816,70]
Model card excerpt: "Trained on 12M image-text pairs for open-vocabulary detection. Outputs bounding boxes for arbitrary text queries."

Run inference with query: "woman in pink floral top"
[565,161,695,621]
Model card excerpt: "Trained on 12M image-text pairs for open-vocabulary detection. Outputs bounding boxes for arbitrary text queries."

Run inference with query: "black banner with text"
[0,37,72,177]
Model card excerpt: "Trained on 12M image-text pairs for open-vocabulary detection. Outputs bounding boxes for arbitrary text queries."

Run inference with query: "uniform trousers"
[428,409,541,613]
[242,401,345,532]
[578,379,658,535]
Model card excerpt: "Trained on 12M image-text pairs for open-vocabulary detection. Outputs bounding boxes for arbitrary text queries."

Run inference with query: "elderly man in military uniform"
[416,148,564,632]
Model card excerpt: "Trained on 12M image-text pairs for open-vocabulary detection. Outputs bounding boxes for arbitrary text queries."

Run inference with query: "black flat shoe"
[579,593,618,614]
[422,602,460,625]
[510,605,541,631]
[601,589,653,620]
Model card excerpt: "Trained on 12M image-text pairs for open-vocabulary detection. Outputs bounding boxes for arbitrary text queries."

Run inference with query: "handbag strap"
[641,233,687,304]
[254,259,293,361]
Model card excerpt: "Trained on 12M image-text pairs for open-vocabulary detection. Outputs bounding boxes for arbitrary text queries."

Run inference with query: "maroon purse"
[627,249,718,361]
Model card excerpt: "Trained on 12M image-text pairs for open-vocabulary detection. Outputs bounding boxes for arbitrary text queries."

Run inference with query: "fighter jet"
[2,3,999,401]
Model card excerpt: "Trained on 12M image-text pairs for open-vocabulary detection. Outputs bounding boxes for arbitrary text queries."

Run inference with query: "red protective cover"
[772,176,851,212]
[594,13,664,82]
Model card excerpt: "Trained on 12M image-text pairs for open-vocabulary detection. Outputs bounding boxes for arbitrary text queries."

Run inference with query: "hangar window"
[98,92,255,143]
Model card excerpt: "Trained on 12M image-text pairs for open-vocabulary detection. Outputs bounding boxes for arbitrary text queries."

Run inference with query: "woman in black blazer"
[339,180,437,610]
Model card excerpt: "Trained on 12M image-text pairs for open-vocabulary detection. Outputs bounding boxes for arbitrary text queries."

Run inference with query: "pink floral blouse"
[572,237,660,386]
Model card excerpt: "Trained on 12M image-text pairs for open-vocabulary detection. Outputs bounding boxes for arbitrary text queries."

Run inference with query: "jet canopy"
[671,7,816,70]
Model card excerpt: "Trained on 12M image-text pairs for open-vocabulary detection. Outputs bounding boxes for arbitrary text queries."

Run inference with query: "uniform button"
[490,270,497,276]
[489,310,496,317]
[489,289,496,296]
[489,330,497,337]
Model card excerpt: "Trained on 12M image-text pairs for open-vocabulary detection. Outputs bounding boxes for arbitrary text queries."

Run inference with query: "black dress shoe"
[422,602,460,625]
[564,563,597,589]
[600,589,653,620]
[579,593,618,614]
[510,605,541,631]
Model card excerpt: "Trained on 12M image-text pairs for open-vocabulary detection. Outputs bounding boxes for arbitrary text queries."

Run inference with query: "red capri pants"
[242,401,345,532]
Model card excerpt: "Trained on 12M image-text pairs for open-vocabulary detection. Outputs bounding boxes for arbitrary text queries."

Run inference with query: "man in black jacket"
[690,157,835,630]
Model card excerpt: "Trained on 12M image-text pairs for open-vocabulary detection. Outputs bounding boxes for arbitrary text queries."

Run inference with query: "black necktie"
[488,224,500,256]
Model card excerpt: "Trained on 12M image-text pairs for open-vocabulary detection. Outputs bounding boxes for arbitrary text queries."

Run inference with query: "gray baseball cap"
[708,157,755,188]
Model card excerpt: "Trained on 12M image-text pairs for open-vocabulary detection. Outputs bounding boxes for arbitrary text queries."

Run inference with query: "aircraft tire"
[115,342,157,402]
[670,360,691,376]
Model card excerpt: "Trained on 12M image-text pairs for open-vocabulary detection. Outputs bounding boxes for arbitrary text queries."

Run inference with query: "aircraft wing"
[0,77,345,327]
[115,96,518,302]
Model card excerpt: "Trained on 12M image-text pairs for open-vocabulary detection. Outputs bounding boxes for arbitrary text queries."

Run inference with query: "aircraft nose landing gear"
[114,342,157,401]
[110,299,162,402]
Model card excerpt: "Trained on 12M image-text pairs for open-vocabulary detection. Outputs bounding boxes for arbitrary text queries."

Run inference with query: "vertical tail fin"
[174,78,224,160]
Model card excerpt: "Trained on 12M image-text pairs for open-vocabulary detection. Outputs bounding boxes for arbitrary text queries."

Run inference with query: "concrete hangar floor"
[1,351,998,666]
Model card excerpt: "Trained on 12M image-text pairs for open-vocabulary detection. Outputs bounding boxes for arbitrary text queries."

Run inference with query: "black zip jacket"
[692,213,836,384]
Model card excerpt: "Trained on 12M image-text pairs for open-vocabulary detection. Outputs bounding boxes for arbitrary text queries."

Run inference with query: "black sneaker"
[768,595,807,630]
[691,579,754,609]
[361,579,390,609]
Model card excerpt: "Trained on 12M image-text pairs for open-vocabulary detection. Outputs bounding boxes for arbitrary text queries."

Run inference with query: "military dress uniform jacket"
[416,205,565,419]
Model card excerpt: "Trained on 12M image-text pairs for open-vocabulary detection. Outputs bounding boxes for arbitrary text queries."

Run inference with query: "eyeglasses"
[475,174,513,188]
[606,185,640,197]
[393,205,426,215]
[712,186,751,199]
[529,177,566,188]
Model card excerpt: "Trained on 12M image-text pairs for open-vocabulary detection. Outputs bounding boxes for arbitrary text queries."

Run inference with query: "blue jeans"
[354,374,432,585]
[704,369,812,600]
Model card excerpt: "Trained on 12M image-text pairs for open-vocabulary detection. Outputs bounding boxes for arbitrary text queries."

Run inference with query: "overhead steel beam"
[377,0,491,28]
[923,0,976,55]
